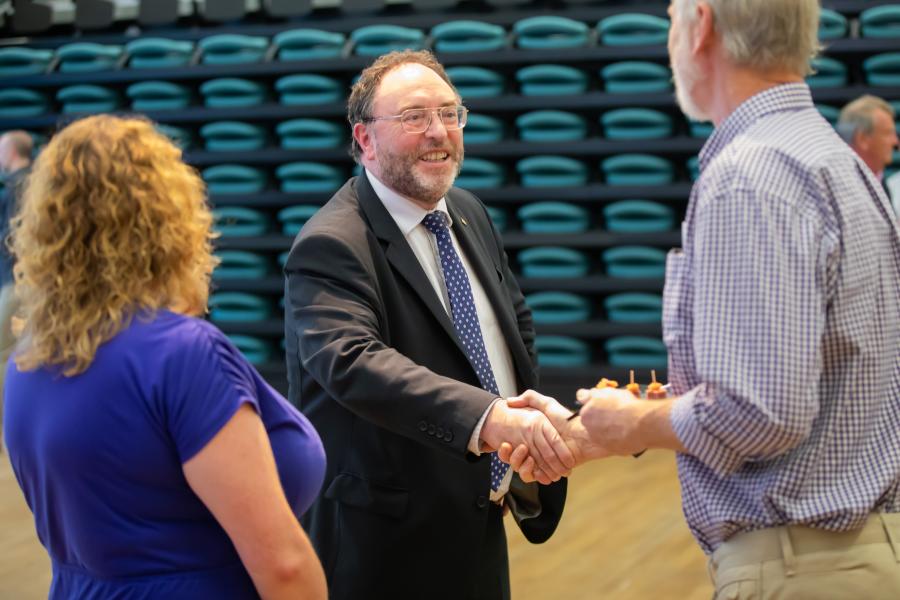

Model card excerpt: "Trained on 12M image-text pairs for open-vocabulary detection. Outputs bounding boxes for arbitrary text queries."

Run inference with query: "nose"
[423,109,449,140]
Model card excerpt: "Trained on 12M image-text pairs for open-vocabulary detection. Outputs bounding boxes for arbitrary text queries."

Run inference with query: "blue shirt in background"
[5,310,326,599]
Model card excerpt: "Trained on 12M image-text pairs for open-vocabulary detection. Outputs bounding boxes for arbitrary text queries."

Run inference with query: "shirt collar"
[699,82,814,172]
[364,169,451,236]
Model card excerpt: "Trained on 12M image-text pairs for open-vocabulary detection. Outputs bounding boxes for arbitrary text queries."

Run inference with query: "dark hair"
[346,49,459,162]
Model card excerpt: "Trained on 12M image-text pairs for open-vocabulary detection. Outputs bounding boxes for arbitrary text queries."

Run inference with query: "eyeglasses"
[364,105,468,134]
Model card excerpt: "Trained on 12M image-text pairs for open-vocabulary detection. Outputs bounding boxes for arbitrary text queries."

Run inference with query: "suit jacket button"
[418,421,427,432]
[443,431,454,443]
[476,496,488,509]
[428,424,436,436]
[436,427,444,438]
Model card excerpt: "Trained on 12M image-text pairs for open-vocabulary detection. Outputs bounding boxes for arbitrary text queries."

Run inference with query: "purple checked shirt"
[665,83,900,553]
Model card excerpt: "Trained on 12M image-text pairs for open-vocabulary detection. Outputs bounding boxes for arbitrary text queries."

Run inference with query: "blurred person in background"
[4,115,328,600]
[0,130,32,451]
[837,95,900,214]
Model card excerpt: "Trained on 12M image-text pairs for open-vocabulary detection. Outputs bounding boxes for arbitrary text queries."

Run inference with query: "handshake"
[479,387,667,485]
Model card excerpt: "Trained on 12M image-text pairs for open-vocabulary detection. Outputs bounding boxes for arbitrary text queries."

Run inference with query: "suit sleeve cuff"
[468,397,502,455]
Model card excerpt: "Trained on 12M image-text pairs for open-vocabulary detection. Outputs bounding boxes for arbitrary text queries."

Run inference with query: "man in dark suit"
[284,50,573,599]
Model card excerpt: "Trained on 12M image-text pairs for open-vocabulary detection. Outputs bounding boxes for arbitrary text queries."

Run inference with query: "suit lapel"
[446,193,535,389]
[354,173,468,356]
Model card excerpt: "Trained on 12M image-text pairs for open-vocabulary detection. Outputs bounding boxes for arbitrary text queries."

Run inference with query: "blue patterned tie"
[421,211,509,492]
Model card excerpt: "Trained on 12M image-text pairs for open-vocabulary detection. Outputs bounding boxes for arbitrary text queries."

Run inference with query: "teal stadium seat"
[273,28,345,60]
[485,205,507,232]
[275,74,342,105]
[603,245,666,278]
[276,162,343,193]
[526,291,591,324]
[517,155,588,187]
[201,78,266,108]
[689,120,714,138]
[430,21,506,53]
[55,42,122,72]
[202,164,266,194]
[276,119,343,149]
[601,108,672,139]
[445,66,505,98]
[455,158,505,189]
[214,250,271,279]
[125,38,194,69]
[819,8,848,40]
[513,16,589,49]
[605,336,667,368]
[535,336,590,367]
[602,61,671,93]
[687,155,700,181]
[278,205,320,235]
[519,246,589,278]
[518,202,589,233]
[213,206,270,236]
[864,53,900,86]
[226,334,271,365]
[517,64,588,95]
[0,88,49,118]
[861,5,900,38]
[604,292,662,323]
[199,34,269,65]
[0,47,52,75]
[463,114,503,144]
[126,81,191,111]
[209,292,272,321]
[816,104,840,126]
[201,121,267,151]
[517,110,587,142]
[597,13,669,46]
[602,154,673,185]
[351,25,424,56]
[603,200,673,233]
[156,124,193,150]
[56,84,120,114]
[806,57,847,88]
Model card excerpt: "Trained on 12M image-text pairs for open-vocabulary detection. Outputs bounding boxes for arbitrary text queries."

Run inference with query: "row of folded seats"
[193,156,691,196]
[5,5,900,76]
[214,199,674,236]
[209,289,667,368]
[212,245,668,282]
[5,54,900,120]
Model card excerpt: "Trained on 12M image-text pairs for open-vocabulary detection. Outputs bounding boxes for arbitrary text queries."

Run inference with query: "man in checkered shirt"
[509,0,900,597]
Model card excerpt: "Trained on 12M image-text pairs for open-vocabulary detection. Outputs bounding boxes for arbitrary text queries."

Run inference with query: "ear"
[691,1,716,55]
[853,130,871,152]
[352,122,377,162]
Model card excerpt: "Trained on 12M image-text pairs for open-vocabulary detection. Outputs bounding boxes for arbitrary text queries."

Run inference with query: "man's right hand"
[480,399,577,485]
[499,390,611,483]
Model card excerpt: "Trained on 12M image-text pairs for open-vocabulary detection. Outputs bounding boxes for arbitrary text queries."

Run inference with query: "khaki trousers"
[708,513,900,599]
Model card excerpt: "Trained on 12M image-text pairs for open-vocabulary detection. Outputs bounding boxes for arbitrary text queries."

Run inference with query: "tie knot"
[421,211,449,235]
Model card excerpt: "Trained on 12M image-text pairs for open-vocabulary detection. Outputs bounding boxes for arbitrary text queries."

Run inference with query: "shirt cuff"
[670,386,746,476]
[468,397,502,455]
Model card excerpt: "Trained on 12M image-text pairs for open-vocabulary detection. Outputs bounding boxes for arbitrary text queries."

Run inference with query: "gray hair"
[836,95,896,144]
[674,0,820,76]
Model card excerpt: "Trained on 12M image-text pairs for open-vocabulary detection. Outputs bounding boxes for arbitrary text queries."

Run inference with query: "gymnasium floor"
[1,449,711,599]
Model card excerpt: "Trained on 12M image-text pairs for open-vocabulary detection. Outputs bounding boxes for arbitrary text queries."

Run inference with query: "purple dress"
[5,310,326,599]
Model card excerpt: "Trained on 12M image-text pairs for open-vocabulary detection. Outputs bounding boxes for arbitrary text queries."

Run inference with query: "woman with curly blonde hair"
[4,115,327,600]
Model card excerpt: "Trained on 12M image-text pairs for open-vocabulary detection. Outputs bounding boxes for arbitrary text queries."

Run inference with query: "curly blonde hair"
[11,114,218,375]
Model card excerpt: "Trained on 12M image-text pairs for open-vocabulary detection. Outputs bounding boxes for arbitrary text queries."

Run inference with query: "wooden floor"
[1,450,711,599]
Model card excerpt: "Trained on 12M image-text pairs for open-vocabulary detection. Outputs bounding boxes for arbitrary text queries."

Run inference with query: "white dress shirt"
[366,170,515,499]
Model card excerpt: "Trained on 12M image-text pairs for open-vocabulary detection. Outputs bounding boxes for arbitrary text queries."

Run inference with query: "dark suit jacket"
[284,172,567,600]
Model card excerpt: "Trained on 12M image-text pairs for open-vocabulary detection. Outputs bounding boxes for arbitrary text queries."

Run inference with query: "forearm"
[249,531,327,600]
[633,399,687,453]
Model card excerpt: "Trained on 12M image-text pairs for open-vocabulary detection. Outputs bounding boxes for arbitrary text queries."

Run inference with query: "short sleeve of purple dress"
[4,310,326,600]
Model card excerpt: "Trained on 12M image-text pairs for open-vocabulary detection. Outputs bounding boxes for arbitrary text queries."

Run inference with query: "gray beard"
[376,146,464,205]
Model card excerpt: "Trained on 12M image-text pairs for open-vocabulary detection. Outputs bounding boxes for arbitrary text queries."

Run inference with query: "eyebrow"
[396,101,459,112]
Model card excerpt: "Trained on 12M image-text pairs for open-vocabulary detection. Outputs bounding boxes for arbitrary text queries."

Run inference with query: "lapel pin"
[460,217,468,226]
